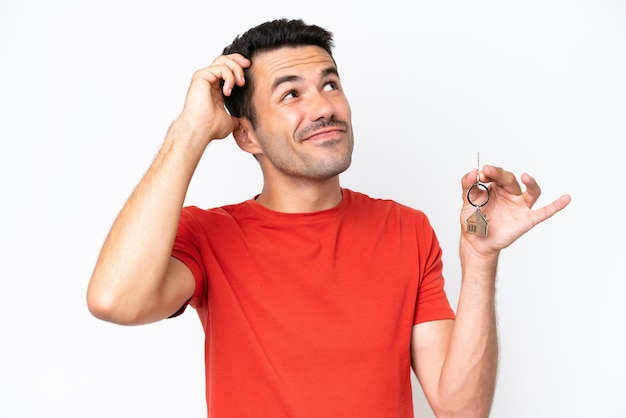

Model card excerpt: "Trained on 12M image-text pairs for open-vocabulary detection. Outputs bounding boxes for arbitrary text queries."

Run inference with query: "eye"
[323,81,338,92]
[282,90,298,101]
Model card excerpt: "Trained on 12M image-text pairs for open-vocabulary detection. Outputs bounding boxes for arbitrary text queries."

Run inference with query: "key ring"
[465,153,490,237]
[466,182,490,208]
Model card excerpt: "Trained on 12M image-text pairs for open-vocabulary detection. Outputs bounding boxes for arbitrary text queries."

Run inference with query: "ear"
[233,118,263,155]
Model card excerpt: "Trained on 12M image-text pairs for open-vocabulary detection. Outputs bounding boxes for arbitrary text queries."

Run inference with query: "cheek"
[258,119,296,143]
[339,98,352,120]
[257,103,301,127]
[254,123,293,152]
[268,111,303,140]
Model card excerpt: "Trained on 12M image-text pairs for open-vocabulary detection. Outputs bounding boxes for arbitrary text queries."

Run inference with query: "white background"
[1,0,624,417]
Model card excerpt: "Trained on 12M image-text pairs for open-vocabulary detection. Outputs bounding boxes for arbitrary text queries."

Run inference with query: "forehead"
[250,45,337,87]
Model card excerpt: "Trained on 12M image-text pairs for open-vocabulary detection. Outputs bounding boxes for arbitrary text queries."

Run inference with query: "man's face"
[247,45,354,181]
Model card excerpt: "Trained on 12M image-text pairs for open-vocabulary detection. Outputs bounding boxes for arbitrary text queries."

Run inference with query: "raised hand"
[460,164,571,256]
[177,53,251,144]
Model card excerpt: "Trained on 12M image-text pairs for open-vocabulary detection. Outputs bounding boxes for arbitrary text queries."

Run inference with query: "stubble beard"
[260,123,355,182]
[270,139,353,182]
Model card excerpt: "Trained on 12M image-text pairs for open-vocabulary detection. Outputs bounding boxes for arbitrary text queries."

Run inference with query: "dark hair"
[221,18,335,128]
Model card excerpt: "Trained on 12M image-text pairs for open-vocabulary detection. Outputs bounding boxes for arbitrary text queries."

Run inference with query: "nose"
[307,90,336,121]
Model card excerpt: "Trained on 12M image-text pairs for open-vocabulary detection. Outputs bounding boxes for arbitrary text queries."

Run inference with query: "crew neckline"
[244,188,352,220]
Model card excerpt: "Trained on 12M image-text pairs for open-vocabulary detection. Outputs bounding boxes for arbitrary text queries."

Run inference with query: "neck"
[255,177,343,213]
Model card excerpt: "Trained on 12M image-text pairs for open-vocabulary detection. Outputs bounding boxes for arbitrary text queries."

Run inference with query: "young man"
[87,18,571,417]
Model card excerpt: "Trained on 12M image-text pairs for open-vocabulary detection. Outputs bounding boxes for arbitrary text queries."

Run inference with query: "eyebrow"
[270,66,339,94]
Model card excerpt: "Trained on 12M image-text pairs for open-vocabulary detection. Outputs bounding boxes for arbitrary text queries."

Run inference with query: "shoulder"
[179,198,257,229]
[343,188,429,220]
[343,189,438,242]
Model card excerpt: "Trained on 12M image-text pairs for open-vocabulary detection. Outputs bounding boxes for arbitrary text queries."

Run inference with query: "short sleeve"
[413,216,456,324]
[170,207,207,315]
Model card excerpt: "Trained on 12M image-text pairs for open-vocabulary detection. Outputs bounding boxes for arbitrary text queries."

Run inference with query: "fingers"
[461,168,480,190]
[462,163,571,210]
[459,163,571,251]
[189,53,251,97]
[520,172,541,207]
[532,193,572,225]
[461,165,552,209]
[480,165,522,196]
[461,166,522,200]
[176,54,251,142]
[210,53,251,96]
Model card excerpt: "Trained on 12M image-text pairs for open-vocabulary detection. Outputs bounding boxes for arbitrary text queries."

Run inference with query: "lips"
[297,121,348,142]
[301,127,345,142]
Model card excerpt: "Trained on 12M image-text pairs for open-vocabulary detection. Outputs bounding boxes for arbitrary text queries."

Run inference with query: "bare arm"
[412,165,571,417]
[86,54,251,325]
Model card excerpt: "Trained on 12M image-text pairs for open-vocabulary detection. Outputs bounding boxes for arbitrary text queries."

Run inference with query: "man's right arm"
[86,54,251,325]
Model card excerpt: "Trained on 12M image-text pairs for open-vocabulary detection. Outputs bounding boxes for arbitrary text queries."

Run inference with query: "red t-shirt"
[172,188,455,417]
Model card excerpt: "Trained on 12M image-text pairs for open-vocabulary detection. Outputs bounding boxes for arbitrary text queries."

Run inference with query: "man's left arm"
[411,165,571,418]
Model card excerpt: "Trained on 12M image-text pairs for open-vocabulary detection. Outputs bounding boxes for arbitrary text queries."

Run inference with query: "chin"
[312,156,352,179]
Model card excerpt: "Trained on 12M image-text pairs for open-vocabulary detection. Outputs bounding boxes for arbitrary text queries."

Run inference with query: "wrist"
[166,116,213,152]
[459,239,500,284]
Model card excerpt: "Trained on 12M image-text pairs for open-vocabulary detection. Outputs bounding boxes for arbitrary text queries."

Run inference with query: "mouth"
[301,128,345,143]
[298,121,348,143]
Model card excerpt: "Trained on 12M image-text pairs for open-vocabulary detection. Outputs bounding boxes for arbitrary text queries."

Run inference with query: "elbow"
[86,280,140,326]
[86,288,123,324]
[86,289,113,322]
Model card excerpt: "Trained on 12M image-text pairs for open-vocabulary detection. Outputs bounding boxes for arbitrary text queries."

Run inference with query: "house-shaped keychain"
[466,209,488,237]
